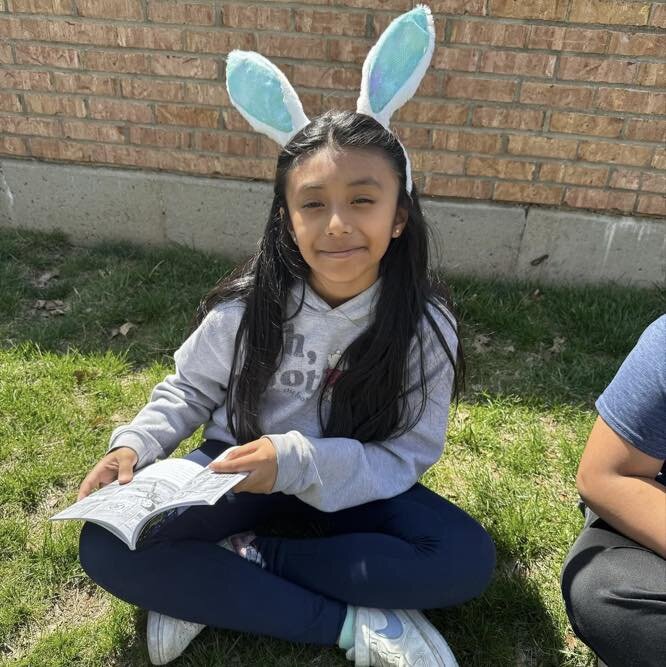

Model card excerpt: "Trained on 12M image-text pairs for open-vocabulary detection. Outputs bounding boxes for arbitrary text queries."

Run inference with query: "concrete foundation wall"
[1,158,664,287]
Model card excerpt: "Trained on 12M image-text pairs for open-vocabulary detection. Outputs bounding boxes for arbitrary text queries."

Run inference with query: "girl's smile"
[284,147,407,308]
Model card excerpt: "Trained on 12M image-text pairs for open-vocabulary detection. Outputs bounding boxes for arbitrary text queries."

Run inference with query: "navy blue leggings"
[79,440,495,646]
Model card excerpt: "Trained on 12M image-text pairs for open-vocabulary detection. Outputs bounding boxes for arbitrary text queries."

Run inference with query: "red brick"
[89,98,153,123]
[508,135,578,159]
[395,100,468,125]
[641,173,666,194]
[294,9,366,36]
[210,155,276,181]
[428,0,486,13]
[494,182,563,205]
[579,140,653,166]
[82,51,150,74]
[0,68,51,91]
[528,25,610,53]
[450,19,528,47]
[10,0,71,13]
[148,1,214,25]
[564,188,636,213]
[184,29,255,54]
[53,72,116,95]
[256,33,327,60]
[344,0,411,10]
[608,30,666,57]
[0,93,22,112]
[595,87,666,115]
[558,56,639,84]
[0,114,61,137]
[192,131,258,155]
[257,136,281,158]
[25,93,86,117]
[608,168,642,189]
[637,194,666,215]
[569,0,650,26]
[0,135,28,155]
[327,38,373,64]
[183,82,228,106]
[637,63,666,87]
[467,156,535,179]
[549,112,623,138]
[624,119,666,142]
[155,104,219,128]
[311,92,354,115]
[120,79,185,102]
[115,25,182,50]
[651,4,666,28]
[29,137,101,162]
[35,19,117,46]
[472,106,544,130]
[480,51,555,77]
[14,44,79,68]
[0,44,13,64]
[76,0,143,20]
[432,129,501,153]
[653,148,666,170]
[62,120,125,143]
[434,46,481,72]
[372,13,402,37]
[223,4,291,31]
[426,175,493,200]
[150,54,217,79]
[539,163,608,186]
[393,126,431,149]
[410,151,465,174]
[291,63,361,90]
[129,126,191,149]
[520,82,594,110]
[445,74,516,102]
[490,0,568,21]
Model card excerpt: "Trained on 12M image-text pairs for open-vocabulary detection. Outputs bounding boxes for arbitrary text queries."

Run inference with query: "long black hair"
[190,110,464,445]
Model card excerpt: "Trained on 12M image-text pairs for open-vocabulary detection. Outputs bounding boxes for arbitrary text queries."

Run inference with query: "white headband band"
[224,4,436,195]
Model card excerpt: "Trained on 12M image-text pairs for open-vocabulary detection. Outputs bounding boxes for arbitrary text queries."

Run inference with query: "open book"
[50,446,248,550]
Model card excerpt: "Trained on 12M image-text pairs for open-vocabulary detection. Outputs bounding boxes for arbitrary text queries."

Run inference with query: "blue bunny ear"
[225,50,310,146]
[356,4,435,128]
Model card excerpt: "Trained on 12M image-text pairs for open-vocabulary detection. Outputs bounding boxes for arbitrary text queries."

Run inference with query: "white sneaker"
[145,535,255,664]
[346,607,459,667]
[146,610,205,665]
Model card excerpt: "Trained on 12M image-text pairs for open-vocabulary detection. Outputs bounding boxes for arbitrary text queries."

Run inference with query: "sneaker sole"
[147,611,167,665]
[404,610,459,667]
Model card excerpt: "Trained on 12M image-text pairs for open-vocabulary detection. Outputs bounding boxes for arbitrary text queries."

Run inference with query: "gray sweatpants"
[561,503,666,667]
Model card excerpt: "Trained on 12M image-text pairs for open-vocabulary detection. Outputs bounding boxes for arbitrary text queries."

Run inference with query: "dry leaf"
[34,269,60,288]
[472,333,492,354]
[548,336,566,354]
[110,322,137,338]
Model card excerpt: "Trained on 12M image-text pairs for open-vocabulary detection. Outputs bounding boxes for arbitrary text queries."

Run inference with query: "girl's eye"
[353,198,374,204]
[302,202,322,209]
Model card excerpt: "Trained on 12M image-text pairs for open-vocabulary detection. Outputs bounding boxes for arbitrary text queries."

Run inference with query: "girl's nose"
[326,210,352,235]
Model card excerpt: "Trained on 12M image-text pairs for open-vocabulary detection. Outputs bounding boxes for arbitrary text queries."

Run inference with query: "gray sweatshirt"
[108,277,458,512]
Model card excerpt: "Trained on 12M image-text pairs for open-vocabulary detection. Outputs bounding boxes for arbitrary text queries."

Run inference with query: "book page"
[51,458,203,542]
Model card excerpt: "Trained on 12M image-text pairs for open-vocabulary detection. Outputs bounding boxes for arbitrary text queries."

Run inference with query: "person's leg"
[78,440,347,645]
[254,482,496,610]
[561,507,666,667]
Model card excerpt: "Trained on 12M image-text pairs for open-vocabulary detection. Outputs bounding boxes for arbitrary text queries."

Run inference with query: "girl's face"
[283,146,407,308]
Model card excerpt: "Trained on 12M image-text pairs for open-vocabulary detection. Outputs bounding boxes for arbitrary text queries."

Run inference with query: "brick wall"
[0,0,665,218]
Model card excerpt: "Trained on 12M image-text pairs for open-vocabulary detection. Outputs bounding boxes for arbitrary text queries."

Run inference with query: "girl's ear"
[393,207,408,236]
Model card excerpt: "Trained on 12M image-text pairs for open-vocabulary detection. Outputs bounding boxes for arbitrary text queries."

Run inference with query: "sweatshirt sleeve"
[107,303,240,469]
[265,305,458,512]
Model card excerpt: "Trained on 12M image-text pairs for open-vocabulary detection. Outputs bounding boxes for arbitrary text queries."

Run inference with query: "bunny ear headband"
[224,4,436,195]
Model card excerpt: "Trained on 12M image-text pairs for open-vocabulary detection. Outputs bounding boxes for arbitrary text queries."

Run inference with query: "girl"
[77,8,495,665]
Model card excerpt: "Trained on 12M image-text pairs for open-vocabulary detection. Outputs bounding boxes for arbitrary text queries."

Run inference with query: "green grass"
[0,227,663,666]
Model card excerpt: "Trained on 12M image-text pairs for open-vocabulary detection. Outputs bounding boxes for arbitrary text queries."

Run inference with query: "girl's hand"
[209,437,277,494]
[77,447,139,501]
